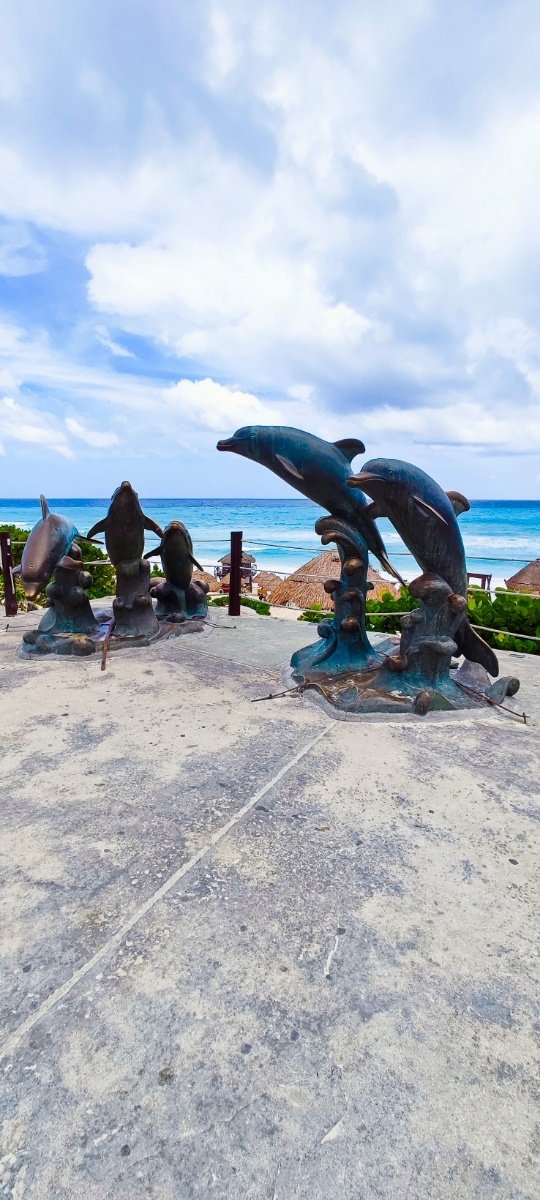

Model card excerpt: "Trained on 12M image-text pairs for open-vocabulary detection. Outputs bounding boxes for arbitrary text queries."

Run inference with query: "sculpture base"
[22,608,205,657]
[291,641,520,717]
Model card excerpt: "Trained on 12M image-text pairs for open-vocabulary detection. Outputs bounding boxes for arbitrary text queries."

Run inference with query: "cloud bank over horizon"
[0,0,539,497]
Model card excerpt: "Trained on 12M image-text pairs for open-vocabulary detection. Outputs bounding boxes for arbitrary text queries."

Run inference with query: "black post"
[0,532,18,617]
[228,531,242,617]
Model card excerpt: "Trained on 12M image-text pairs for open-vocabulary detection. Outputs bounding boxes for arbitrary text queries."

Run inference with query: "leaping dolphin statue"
[144,520,202,590]
[14,495,88,600]
[86,481,163,565]
[347,458,498,675]
[216,425,401,581]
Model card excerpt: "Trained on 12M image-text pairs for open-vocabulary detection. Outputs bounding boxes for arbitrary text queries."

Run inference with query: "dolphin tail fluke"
[454,618,499,677]
[378,552,405,587]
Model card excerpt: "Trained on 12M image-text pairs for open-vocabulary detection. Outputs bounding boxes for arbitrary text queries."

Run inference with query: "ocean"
[1,497,538,589]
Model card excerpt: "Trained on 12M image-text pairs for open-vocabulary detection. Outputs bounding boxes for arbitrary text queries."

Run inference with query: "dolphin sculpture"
[347,458,498,675]
[86,481,163,565]
[144,520,202,589]
[14,496,81,600]
[217,425,401,581]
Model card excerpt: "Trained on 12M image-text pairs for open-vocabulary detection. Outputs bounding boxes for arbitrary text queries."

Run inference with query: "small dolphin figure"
[86,481,163,565]
[15,495,80,600]
[144,520,202,589]
[217,425,400,580]
[348,458,498,675]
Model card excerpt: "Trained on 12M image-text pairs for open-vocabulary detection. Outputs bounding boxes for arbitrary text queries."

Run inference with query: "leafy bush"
[296,584,540,654]
[209,594,271,616]
[467,587,540,655]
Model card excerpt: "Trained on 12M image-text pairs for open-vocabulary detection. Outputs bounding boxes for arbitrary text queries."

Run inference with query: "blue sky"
[0,0,539,498]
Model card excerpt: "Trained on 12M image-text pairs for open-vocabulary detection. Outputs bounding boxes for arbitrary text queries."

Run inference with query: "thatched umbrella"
[255,570,282,600]
[269,550,398,610]
[505,559,540,596]
[192,569,221,594]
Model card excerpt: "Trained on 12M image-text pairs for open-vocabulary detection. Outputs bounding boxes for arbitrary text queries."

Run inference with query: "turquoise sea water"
[1,497,538,588]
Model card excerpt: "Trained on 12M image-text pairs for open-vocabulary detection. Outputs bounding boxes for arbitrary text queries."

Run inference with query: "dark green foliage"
[209,594,271,616]
[297,585,540,654]
[467,587,540,655]
[78,540,116,599]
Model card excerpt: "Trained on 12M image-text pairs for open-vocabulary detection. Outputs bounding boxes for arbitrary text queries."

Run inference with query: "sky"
[0,0,539,499]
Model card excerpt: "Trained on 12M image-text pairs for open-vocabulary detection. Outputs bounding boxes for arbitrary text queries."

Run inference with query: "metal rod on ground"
[0,532,18,617]
[228,531,243,617]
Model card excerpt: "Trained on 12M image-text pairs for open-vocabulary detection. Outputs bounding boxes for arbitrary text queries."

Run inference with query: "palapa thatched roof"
[505,558,540,596]
[192,569,221,593]
[268,550,398,610]
[218,551,256,566]
[255,570,282,599]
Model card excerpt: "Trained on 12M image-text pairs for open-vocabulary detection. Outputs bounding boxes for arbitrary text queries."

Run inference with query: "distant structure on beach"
[192,569,221,594]
[505,558,540,596]
[254,570,282,602]
[216,550,257,592]
[268,550,399,611]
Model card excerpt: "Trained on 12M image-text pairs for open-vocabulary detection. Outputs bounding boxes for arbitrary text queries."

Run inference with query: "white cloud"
[65,416,119,448]
[94,325,134,358]
[0,396,73,457]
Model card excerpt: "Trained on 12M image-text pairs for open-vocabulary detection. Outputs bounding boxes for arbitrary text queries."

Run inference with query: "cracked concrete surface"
[0,607,539,1199]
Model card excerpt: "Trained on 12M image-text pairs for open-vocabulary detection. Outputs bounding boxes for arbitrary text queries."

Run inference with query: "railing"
[2,529,539,645]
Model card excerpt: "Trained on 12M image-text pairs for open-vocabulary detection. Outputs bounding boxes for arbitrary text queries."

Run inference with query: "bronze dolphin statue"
[86,481,163,565]
[217,425,401,581]
[144,520,202,590]
[348,458,498,675]
[14,495,82,600]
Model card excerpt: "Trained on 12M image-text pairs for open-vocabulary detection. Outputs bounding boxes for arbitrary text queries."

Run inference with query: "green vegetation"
[209,594,271,616]
[0,523,115,604]
[297,585,540,655]
[467,587,540,656]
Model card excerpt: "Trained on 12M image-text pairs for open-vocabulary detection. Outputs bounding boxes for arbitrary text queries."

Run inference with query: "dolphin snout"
[216,437,237,451]
[347,471,379,490]
[23,581,43,600]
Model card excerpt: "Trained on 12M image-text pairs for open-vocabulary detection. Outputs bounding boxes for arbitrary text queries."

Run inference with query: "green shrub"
[296,584,540,655]
[209,594,270,616]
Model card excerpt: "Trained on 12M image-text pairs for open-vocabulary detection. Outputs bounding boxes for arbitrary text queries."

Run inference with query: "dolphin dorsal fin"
[40,494,50,520]
[446,490,470,517]
[276,454,304,481]
[334,438,365,462]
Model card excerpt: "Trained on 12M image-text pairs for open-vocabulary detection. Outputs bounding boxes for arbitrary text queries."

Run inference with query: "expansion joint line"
[1,723,333,1062]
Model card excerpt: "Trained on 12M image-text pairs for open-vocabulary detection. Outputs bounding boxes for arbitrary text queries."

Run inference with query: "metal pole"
[0,532,18,617]
[228,530,242,617]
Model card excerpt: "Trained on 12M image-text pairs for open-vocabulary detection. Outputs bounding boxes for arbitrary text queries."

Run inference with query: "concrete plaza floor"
[1,607,539,1199]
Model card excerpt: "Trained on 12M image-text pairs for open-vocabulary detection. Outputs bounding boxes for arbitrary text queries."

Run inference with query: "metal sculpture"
[218,426,520,716]
[20,485,209,657]
[86,481,161,640]
[23,543,98,656]
[145,520,209,622]
[15,495,82,600]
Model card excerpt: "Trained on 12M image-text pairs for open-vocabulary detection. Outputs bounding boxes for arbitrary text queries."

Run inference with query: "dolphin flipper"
[276,454,304,481]
[143,545,163,559]
[455,619,499,677]
[414,496,449,525]
[144,516,164,537]
[190,555,203,571]
[86,518,107,539]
